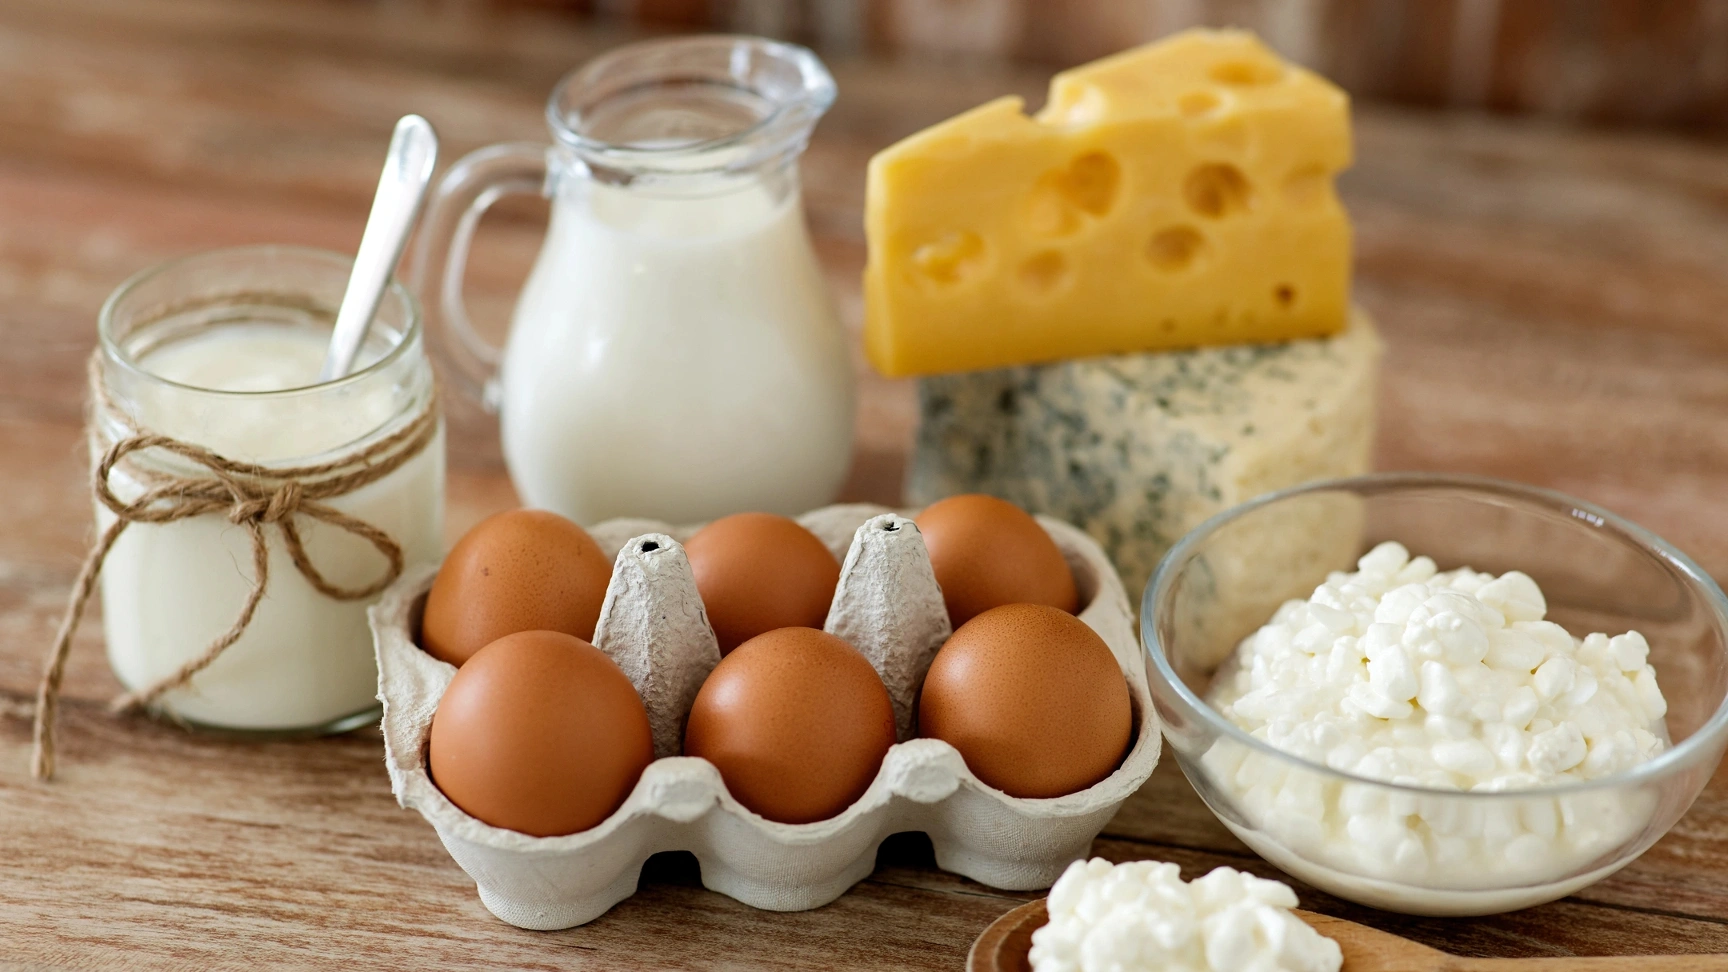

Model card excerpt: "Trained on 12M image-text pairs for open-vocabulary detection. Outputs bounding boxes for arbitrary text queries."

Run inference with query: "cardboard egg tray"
[371,503,1161,930]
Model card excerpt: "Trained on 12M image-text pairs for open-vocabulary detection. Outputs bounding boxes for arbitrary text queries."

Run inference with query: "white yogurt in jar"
[99,322,443,730]
[1202,542,1669,912]
[1030,858,1341,972]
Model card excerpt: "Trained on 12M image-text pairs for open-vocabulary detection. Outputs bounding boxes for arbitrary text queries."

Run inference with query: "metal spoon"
[318,114,439,382]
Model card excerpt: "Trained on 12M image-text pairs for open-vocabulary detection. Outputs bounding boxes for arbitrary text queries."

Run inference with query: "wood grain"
[3,0,1728,968]
[968,897,1042,972]
[524,0,1728,130]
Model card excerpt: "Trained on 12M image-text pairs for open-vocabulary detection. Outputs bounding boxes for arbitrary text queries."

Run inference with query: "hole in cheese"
[1019,250,1070,294]
[1025,152,1122,237]
[912,231,987,285]
[1065,152,1121,215]
[1147,226,1206,272]
[1211,59,1284,85]
[1283,164,1329,207]
[1184,163,1253,219]
[1178,90,1223,117]
[1274,283,1297,308]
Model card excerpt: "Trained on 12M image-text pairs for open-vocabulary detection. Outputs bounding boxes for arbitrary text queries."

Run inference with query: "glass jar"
[415,34,854,526]
[1144,473,1728,915]
[95,245,444,733]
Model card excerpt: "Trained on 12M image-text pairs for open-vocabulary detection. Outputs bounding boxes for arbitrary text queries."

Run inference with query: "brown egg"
[684,627,895,824]
[421,508,613,666]
[684,513,841,655]
[919,603,1131,799]
[915,494,1079,628]
[428,630,653,837]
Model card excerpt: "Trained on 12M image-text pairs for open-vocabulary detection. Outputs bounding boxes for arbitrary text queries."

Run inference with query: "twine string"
[31,352,437,780]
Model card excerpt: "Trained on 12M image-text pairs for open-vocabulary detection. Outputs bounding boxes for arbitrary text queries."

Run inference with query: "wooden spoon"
[968,898,1728,971]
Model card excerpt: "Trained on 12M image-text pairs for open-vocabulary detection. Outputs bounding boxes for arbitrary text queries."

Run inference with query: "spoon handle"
[1450,955,1728,970]
[318,114,439,382]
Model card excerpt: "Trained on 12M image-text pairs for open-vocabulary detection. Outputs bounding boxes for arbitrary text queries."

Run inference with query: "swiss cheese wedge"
[864,29,1352,378]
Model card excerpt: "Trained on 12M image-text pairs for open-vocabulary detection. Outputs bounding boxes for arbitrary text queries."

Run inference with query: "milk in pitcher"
[500,178,850,525]
[416,36,854,527]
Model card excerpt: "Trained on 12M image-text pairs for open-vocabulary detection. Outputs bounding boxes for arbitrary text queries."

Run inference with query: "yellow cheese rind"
[864,29,1353,378]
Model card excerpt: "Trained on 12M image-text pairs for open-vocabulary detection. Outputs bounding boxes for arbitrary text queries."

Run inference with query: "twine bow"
[31,353,438,780]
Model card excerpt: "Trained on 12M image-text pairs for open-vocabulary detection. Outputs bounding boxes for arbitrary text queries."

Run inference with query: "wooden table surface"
[5,1,1728,968]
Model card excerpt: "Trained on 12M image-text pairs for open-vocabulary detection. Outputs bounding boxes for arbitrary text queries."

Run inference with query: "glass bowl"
[1141,473,1728,915]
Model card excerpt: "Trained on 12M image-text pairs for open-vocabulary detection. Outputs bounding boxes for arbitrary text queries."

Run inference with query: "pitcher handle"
[410,142,550,413]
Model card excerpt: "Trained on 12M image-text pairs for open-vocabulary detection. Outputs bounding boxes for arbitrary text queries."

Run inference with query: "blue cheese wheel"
[908,309,1382,599]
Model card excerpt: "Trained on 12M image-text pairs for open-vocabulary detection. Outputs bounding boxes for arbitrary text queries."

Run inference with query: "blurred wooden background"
[465,0,1728,130]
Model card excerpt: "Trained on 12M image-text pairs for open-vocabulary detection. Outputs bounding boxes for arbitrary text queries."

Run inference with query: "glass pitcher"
[416,35,854,526]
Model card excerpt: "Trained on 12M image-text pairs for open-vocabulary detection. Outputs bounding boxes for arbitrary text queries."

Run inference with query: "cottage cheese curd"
[1201,542,1670,913]
[1029,859,1340,972]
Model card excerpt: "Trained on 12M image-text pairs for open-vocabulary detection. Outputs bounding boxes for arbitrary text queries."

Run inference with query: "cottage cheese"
[1029,859,1341,972]
[1200,542,1670,912]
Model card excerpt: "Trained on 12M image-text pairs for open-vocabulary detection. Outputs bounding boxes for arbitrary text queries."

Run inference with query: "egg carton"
[371,503,1161,930]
